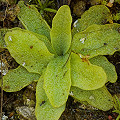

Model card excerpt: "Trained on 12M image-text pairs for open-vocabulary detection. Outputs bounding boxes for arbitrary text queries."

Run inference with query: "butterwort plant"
[1,1,120,120]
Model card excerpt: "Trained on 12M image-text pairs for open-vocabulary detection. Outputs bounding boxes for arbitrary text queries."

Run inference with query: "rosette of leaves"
[0,1,120,120]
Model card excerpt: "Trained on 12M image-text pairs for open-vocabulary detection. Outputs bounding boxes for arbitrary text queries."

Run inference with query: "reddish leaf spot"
[30,46,33,49]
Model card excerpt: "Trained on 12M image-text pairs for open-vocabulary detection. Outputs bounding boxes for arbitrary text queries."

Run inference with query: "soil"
[0,0,120,120]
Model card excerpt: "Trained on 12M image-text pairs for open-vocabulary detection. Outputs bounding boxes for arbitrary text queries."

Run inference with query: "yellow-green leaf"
[44,54,71,107]
[35,73,65,120]
[72,24,120,58]
[70,86,113,111]
[50,5,72,56]
[18,1,51,40]
[72,5,112,35]
[32,32,55,54]
[70,52,107,90]
[90,55,117,83]
[5,29,54,74]
[2,66,40,92]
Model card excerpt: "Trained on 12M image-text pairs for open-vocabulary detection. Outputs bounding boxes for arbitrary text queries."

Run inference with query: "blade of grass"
[116,115,120,120]
[37,0,43,8]
[0,55,3,120]
[44,8,57,13]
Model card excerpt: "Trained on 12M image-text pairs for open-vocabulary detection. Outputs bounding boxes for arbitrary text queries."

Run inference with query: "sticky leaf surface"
[90,55,117,83]
[44,54,71,107]
[70,86,113,111]
[35,73,65,120]
[2,66,40,92]
[72,24,120,58]
[50,5,72,55]
[18,1,51,40]
[32,32,55,54]
[70,53,107,90]
[72,5,112,35]
[5,29,54,74]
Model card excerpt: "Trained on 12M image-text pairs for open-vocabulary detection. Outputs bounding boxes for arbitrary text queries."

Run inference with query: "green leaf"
[18,1,51,41]
[70,52,107,90]
[50,5,72,56]
[116,115,120,120]
[113,95,120,111]
[12,27,55,54]
[44,54,71,107]
[35,73,65,120]
[72,5,112,35]
[5,29,54,74]
[90,55,117,83]
[72,23,120,58]
[2,66,40,92]
[113,110,120,114]
[44,8,57,13]
[0,78,2,87]
[113,13,120,21]
[32,32,55,54]
[70,86,113,111]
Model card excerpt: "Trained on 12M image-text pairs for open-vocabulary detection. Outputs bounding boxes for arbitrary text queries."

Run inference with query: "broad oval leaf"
[11,27,55,54]
[35,73,65,120]
[70,86,113,111]
[5,29,54,74]
[44,54,71,107]
[18,1,51,41]
[2,66,40,92]
[72,24,120,58]
[71,52,107,90]
[50,5,72,56]
[72,5,112,35]
[90,55,117,83]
